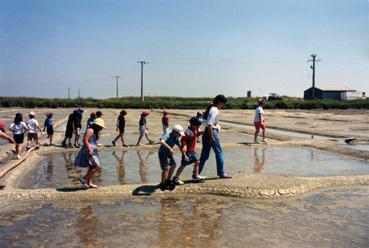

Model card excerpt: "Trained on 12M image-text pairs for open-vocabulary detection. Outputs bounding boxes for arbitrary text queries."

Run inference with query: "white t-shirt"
[10,122,27,135]
[205,106,220,129]
[254,106,264,123]
[27,119,39,133]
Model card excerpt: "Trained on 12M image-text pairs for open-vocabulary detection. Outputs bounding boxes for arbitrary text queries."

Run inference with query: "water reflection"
[75,205,98,247]
[44,156,54,181]
[158,197,222,247]
[112,151,126,184]
[62,153,83,184]
[253,148,266,173]
[137,150,154,184]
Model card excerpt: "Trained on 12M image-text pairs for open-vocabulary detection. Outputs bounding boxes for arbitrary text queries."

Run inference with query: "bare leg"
[136,134,143,145]
[84,165,101,185]
[193,161,200,176]
[120,134,125,145]
[17,144,22,158]
[112,134,120,143]
[27,138,31,149]
[145,133,153,143]
[254,128,260,143]
[161,168,169,183]
[262,128,266,141]
[175,165,186,178]
[167,165,176,180]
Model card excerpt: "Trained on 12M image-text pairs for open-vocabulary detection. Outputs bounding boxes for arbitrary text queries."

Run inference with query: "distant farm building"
[304,86,356,100]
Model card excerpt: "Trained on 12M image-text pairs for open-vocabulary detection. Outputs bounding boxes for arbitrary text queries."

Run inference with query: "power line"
[137,61,148,101]
[307,54,321,99]
[113,76,120,99]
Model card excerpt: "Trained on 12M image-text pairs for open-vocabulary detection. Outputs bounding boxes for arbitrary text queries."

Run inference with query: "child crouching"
[158,124,185,191]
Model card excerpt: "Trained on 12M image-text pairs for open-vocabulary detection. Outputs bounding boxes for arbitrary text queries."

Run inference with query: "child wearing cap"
[9,113,29,159]
[26,112,42,149]
[136,111,154,146]
[43,112,54,146]
[254,99,267,143]
[162,110,169,136]
[74,118,105,188]
[158,124,185,190]
[0,119,15,144]
[172,117,206,185]
[112,109,128,147]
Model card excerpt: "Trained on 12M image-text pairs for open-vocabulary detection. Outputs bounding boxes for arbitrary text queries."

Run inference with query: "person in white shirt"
[198,95,232,179]
[27,112,42,149]
[9,113,29,159]
[254,99,267,143]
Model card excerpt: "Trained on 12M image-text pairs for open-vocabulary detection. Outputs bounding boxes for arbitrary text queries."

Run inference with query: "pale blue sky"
[1,0,368,98]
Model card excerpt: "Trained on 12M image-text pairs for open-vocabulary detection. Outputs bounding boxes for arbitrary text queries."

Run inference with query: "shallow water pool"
[17,147,369,189]
[1,187,369,247]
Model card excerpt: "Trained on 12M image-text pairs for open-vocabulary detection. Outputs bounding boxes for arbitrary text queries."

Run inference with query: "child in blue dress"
[74,118,105,188]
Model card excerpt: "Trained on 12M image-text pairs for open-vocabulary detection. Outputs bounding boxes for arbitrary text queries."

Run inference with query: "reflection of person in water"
[137,150,154,184]
[158,197,221,247]
[253,148,266,173]
[62,152,82,185]
[112,151,126,184]
[76,205,98,247]
[45,155,54,181]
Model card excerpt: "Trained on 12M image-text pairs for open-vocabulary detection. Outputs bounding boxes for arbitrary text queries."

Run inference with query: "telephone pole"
[113,76,120,99]
[137,61,148,101]
[68,87,71,99]
[307,54,321,99]
[78,88,80,99]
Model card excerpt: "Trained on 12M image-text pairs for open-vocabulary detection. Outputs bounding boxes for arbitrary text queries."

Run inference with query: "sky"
[0,0,368,99]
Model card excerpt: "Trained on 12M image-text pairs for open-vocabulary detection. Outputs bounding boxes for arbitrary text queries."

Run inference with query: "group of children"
[0,112,54,159]
[0,95,267,189]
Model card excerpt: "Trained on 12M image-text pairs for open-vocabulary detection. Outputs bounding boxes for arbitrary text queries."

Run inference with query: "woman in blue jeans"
[198,95,232,179]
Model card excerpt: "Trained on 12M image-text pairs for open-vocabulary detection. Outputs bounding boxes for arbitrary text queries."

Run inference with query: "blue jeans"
[199,128,225,176]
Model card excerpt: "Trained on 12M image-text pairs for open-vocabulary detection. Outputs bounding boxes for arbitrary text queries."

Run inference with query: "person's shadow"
[132,184,160,195]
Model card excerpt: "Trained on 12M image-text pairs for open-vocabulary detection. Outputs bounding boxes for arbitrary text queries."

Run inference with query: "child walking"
[26,112,42,149]
[158,124,185,190]
[43,112,54,146]
[74,118,106,188]
[172,117,206,185]
[9,113,29,159]
[136,111,154,146]
[112,109,128,147]
[162,110,169,136]
[198,95,232,179]
[254,99,267,143]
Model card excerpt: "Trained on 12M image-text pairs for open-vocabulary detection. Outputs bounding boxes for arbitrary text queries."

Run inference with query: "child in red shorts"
[172,117,206,185]
[254,99,267,143]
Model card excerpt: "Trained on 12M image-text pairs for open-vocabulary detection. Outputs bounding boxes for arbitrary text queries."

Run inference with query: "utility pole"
[78,88,80,99]
[137,61,148,101]
[68,87,71,99]
[307,54,321,99]
[113,76,120,99]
